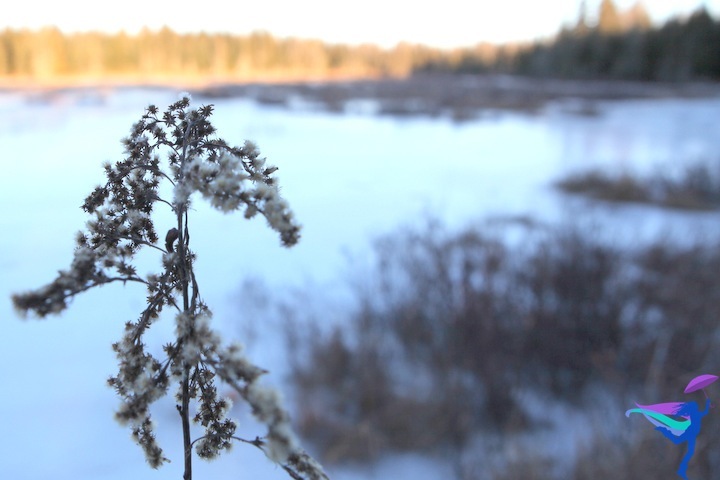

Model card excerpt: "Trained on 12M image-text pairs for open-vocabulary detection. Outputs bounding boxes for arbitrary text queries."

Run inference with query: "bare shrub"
[556,170,650,204]
[626,239,720,394]
[573,429,673,480]
[287,220,626,463]
[557,159,720,211]
[517,228,627,398]
[282,216,720,475]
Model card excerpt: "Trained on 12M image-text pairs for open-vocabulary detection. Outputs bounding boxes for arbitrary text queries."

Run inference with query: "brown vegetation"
[184,73,720,125]
[270,217,720,477]
[557,160,720,210]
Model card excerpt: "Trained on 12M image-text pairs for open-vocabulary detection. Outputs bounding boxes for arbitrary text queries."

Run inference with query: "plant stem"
[179,225,193,480]
[182,367,192,480]
[178,121,193,480]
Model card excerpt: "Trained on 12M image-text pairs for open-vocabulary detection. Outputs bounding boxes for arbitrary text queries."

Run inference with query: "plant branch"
[12,97,325,480]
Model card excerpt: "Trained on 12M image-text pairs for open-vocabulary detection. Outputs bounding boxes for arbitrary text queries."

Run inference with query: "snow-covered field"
[1,86,719,479]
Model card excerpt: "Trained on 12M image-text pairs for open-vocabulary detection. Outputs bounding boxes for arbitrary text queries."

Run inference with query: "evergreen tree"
[598,0,624,33]
[623,1,652,30]
[574,0,590,35]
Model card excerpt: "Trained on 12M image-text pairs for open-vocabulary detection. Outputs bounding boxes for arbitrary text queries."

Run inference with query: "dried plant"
[12,95,327,480]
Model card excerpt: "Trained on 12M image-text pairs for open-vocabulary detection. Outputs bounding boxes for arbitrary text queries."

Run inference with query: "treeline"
[513,5,720,81]
[0,1,718,82]
[0,27,467,80]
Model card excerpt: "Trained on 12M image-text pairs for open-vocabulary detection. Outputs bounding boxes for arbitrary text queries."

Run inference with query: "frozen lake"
[1,86,719,479]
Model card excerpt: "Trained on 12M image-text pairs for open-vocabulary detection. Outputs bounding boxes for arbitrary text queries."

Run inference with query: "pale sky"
[3,0,718,48]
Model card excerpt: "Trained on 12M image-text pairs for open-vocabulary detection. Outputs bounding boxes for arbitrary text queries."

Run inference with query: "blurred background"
[2,1,720,479]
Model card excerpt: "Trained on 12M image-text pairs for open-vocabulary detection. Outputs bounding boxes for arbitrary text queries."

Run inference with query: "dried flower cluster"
[12,96,326,480]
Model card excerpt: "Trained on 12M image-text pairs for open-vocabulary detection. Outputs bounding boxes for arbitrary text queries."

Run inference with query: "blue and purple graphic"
[626,374,717,480]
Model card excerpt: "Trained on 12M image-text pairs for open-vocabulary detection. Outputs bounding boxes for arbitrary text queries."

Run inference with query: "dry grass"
[557,160,720,211]
[275,216,720,478]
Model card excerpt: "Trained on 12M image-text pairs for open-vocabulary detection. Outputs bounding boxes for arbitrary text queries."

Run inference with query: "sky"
[3,0,719,48]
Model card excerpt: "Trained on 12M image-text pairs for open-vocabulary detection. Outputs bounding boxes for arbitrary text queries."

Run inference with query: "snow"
[1,86,719,478]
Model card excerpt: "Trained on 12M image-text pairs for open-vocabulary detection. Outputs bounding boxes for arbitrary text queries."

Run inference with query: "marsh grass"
[556,160,720,211]
[281,218,720,477]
